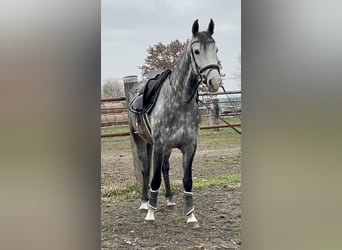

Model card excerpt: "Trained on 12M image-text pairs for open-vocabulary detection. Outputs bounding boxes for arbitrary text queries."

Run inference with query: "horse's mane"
[169,41,191,86]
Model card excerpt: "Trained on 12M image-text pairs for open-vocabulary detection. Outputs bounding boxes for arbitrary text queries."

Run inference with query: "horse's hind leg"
[142,143,152,209]
[162,156,176,207]
[145,145,167,222]
[132,134,151,211]
[139,142,153,211]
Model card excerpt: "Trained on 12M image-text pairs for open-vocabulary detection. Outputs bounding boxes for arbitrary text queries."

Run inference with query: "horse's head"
[190,19,222,92]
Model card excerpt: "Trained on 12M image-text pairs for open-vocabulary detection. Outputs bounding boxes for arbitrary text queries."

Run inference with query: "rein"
[197,85,241,135]
[198,98,242,135]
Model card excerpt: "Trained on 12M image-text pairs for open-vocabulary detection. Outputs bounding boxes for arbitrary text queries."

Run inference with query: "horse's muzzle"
[202,65,221,92]
[208,78,221,92]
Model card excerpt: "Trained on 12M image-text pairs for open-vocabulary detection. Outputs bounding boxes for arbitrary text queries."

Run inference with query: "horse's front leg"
[181,143,199,227]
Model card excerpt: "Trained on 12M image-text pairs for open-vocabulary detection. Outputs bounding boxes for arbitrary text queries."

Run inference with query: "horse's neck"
[169,46,198,104]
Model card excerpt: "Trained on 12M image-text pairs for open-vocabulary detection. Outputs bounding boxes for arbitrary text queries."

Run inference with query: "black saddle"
[129,69,172,114]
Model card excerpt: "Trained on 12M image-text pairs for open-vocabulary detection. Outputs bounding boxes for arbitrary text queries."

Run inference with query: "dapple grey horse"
[127,19,221,226]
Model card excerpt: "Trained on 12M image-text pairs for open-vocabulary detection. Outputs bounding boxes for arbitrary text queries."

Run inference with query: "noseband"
[190,41,221,85]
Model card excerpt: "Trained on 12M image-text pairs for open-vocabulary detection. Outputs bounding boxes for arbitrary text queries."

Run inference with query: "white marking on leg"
[144,205,156,221]
[187,212,198,223]
[139,201,149,211]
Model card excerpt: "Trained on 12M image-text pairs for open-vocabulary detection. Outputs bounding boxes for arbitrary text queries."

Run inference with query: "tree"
[138,40,187,77]
[102,79,124,98]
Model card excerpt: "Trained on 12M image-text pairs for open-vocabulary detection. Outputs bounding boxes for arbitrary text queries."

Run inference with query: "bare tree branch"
[138,40,186,77]
[102,79,124,98]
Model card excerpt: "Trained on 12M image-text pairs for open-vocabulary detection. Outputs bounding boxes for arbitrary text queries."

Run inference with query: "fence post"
[212,98,220,131]
[207,100,212,125]
[123,75,143,185]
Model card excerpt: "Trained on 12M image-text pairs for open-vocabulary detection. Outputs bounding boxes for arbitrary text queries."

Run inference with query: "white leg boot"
[184,191,200,228]
[144,190,158,223]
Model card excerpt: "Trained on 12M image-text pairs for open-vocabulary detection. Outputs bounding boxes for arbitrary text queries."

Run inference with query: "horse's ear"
[208,18,214,36]
[192,19,199,36]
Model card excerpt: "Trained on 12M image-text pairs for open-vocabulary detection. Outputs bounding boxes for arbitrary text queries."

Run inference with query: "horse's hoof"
[144,206,156,222]
[186,213,198,224]
[144,219,155,224]
[187,220,201,229]
[193,222,201,229]
[166,199,176,209]
[186,212,199,228]
[188,222,201,229]
[139,201,149,211]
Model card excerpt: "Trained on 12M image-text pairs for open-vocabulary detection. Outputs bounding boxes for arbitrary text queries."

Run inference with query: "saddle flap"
[129,94,143,114]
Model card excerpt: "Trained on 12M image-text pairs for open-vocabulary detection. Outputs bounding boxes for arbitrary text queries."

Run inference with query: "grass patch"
[198,128,241,150]
[231,227,241,235]
[102,182,141,201]
[200,117,241,126]
[101,137,131,152]
[101,125,131,145]
[176,215,187,222]
[193,175,240,189]
[101,241,109,248]
[101,174,241,201]
[203,155,240,167]
[101,222,112,241]
[204,156,230,165]
[102,124,129,134]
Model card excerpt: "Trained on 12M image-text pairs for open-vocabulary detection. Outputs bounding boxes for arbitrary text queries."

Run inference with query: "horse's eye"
[216,48,219,53]
[194,50,200,55]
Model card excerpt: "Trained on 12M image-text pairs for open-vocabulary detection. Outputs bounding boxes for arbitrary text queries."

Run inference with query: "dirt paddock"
[101,128,241,249]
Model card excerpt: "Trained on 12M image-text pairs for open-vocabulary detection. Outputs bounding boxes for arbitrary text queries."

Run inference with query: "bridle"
[179,40,220,103]
[189,40,221,87]
[169,40,221,103]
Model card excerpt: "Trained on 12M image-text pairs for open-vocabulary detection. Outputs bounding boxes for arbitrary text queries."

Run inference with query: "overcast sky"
[102,0,241,90]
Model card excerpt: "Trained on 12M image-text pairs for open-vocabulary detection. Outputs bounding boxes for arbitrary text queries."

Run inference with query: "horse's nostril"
[208,78,220,91]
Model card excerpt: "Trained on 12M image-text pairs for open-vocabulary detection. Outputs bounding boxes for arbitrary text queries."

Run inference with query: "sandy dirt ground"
[101,129,241,249]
